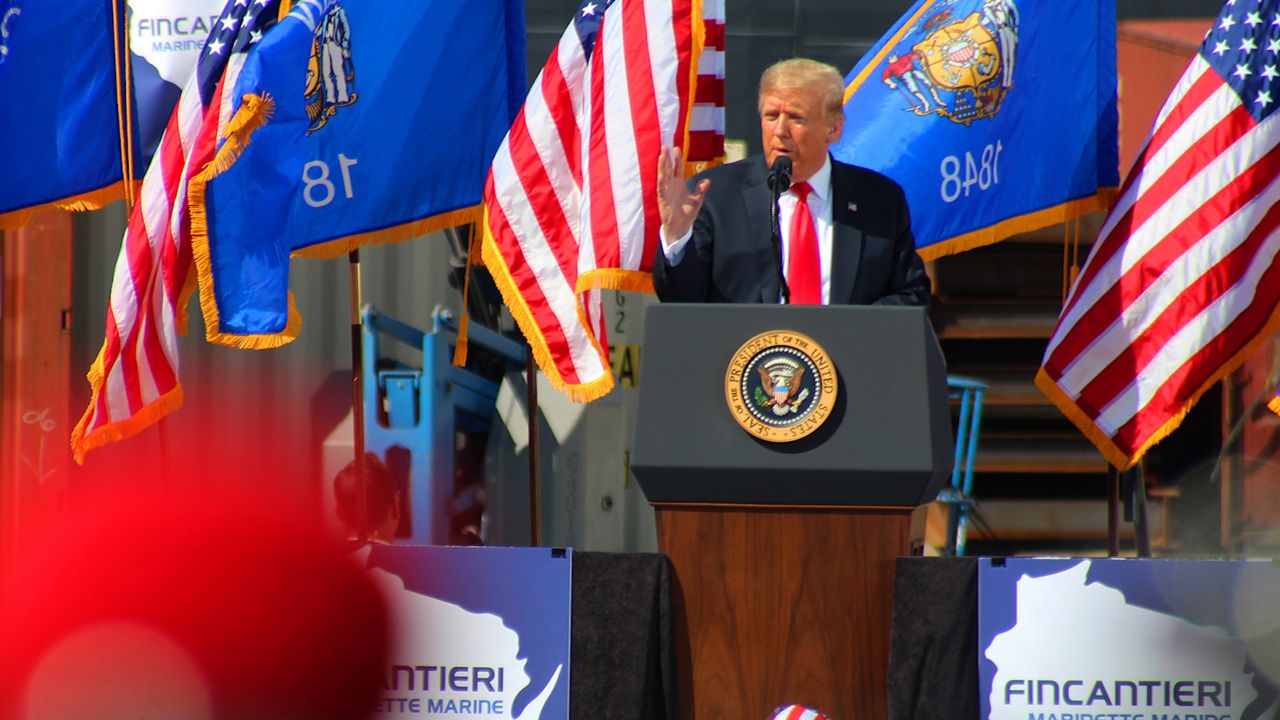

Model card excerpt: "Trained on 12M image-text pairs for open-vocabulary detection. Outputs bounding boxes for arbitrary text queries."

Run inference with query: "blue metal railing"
[361,306,525,544]
[938,375,987,556]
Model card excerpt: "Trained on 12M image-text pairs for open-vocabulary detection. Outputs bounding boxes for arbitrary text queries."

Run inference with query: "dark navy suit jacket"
[652,155,930,306]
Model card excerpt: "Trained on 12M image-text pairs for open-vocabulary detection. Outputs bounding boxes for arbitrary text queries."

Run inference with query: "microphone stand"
[768,158,792,304]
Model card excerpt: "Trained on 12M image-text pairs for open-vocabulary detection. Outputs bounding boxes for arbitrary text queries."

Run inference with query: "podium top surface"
[630,304,953,507]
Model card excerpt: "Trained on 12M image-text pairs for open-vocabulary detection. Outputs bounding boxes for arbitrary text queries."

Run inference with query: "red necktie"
[787,182,821,304]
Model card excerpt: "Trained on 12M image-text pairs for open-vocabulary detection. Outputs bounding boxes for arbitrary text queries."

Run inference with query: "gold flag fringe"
[1033,369,1133,470]
[70,1,314,463]
[54,181,140,211]
[0,181,135,230]
[290,206,481,260]
[917,189,1118,263]
[1268,394,1280,417]
[188,91,482,349]
[207,93,276,177]
[684,158,725,177]
[0,208,38,230]
[577,268,655,294]
[471,0,710,399]
[70,343,186,465]
[1035,297,1280,470]
[187,93,303,349]
[479,206,615,402]
[678,0,707,178]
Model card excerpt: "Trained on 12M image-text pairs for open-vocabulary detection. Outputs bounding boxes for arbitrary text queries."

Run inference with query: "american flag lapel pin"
[848,202,858,213]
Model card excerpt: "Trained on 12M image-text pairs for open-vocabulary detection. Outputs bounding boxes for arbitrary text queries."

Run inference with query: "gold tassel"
[452,223,483,368]
[111,0,136,212]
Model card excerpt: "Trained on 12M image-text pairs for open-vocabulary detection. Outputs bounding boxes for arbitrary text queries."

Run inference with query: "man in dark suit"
[653,58,930,306]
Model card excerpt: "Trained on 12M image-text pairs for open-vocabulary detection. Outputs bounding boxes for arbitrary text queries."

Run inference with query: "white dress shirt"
[662,155,835,304]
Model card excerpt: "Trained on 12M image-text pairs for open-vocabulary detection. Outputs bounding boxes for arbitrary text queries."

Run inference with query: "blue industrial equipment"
[361,306,525,545]
[938,375,987,556]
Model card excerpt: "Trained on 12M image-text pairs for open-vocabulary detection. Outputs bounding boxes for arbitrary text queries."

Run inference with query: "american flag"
[769,705,830,720]
[1037,0,1280,469]
[686,0,724,167]
[480,0,702,401]
[71,0,281,463]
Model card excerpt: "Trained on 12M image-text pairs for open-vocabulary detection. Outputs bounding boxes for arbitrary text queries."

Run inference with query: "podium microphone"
[768,156,793,303]
[768,155,793,191]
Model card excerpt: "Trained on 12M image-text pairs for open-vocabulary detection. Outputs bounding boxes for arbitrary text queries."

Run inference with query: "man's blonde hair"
[758,58,846,120]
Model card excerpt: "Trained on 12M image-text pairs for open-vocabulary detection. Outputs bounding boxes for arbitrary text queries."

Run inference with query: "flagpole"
[348,249,368,543]
[1125,466,1150,558]
[1210,373,1273,554]
[1106,468,1119,557]
[527,347,542,547]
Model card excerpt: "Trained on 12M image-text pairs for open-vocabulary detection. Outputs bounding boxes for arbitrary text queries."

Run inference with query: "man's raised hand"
[656,145,710,246]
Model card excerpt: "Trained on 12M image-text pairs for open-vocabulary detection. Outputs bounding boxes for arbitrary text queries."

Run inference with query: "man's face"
[759,85,844,185]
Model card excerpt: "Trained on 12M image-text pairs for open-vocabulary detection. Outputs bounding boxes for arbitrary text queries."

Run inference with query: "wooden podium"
[631,305,952,719]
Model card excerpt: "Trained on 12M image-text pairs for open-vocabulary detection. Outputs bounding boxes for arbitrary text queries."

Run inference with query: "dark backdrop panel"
[889,557,979,720]
[571,552,675,720]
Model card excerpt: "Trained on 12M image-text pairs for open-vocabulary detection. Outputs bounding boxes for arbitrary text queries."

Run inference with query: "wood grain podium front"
[631,305,952,720]
[656,504,919,719]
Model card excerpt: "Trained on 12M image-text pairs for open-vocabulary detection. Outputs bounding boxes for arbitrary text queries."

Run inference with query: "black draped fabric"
[567,553,979,719]
[571,552,676,720]
[888,557,980,720]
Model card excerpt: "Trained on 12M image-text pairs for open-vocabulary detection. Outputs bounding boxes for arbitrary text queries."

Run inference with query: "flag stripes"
[770,705,830,720]
[1038,19,1280,470]
[686,0,724,164]
[72,0,282,463]
[482,0,701,400]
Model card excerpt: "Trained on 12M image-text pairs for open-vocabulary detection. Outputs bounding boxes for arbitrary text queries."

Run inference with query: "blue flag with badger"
[188,0,525,348]
[0,0,135,229]
[833,0,1119,260]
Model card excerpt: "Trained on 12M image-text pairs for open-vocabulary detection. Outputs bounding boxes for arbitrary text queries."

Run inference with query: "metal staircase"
[928,224,1175,554]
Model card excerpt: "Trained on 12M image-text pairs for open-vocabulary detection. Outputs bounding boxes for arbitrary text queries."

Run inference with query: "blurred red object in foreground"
[0,484,388,720]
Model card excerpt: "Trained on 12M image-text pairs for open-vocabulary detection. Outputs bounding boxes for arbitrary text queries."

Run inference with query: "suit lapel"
[828,161,863,305]
[742,159,779,303]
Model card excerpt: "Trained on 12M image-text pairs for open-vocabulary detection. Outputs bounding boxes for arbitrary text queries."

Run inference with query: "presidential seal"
[724,330,837,442]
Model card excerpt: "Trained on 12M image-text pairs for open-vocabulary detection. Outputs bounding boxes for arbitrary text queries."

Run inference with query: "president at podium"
[652,58,930,307]
[633,58,950,710]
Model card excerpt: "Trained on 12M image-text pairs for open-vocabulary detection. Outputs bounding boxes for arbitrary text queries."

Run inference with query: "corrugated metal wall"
[68,204,464,500]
